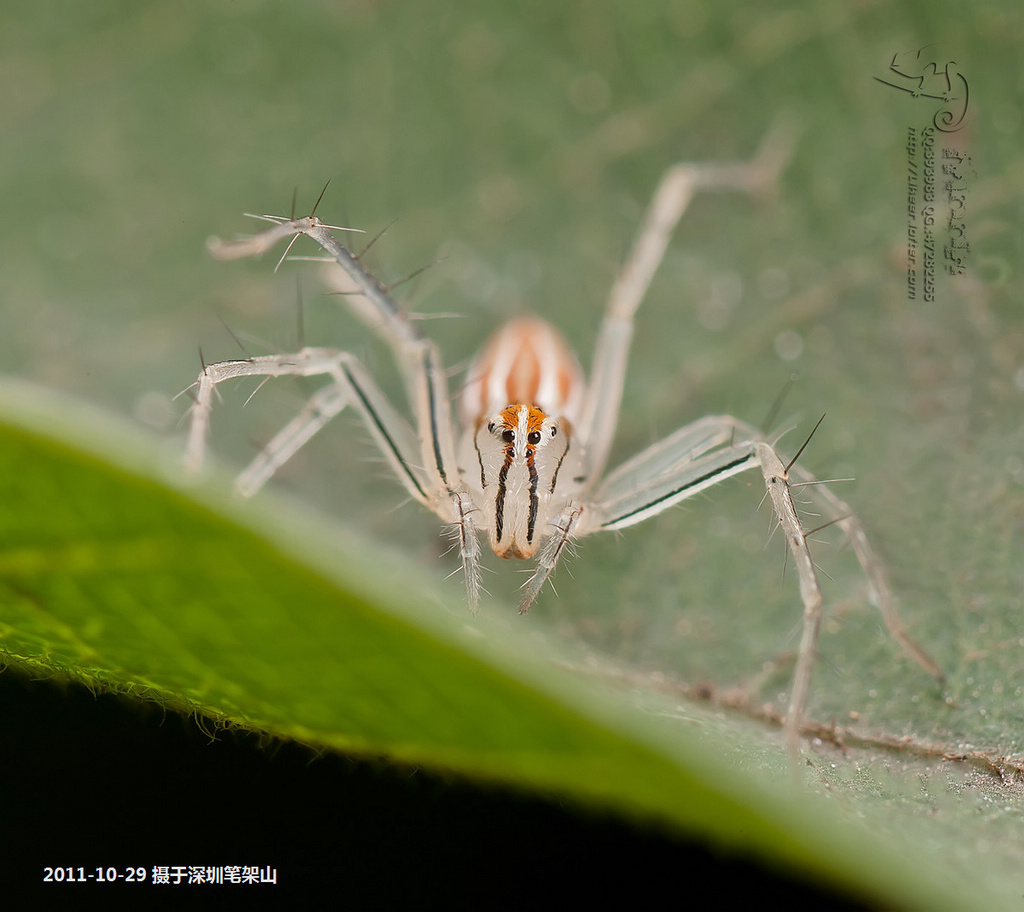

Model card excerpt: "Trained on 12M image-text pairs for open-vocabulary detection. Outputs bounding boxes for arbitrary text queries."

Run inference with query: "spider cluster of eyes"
[489,423,553,448]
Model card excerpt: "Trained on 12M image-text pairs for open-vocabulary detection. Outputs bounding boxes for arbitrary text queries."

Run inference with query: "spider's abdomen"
[460,316,584,426]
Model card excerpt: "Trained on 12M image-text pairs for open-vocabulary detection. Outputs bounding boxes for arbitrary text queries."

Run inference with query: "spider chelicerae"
[183,132,941,749]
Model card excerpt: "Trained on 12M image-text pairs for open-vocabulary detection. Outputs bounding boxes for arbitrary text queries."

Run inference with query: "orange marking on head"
[525,406,546,436]
[496,404,548,439]
[497,404,520,430]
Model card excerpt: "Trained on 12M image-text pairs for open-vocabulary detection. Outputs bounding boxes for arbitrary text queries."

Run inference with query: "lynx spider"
[184,133,941,750]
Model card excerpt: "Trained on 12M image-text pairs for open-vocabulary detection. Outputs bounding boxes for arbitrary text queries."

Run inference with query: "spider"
[184,132,941,750]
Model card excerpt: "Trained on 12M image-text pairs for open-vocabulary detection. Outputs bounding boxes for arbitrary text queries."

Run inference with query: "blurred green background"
[2,0,1022,758]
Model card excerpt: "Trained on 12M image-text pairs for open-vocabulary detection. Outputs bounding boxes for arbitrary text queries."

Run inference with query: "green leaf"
[0,378,1014,910]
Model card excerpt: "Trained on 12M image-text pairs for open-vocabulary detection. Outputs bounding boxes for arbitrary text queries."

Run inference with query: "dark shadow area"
[0,669,873,908]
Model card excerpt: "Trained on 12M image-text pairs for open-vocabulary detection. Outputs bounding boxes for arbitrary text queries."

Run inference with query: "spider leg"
[209,208,460,500]
[222,354,484,608]
[519,419,766,613]
[787,462,944,682]
[581,422,817,750]
[581,416,940,752]
[185,348,433,508]
[577,128,793,484]
[519,505,584,614]
[233,377,350,498]
[587,415,763,527]
[202,207,483,603]
[451,489,484,612]
[755,442,824,755]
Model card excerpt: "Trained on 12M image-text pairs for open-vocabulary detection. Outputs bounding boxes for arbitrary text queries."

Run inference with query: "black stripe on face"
[494,448,513,542]
[526,448,539,544]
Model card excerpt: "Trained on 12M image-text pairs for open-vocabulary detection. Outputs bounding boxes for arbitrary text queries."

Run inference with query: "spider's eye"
[527,431,541,445]
[487,422,496,434]
[550,427,557,437]
[501,429,515,444]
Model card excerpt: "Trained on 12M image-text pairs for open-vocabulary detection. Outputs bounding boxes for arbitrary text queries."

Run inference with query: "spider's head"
[473,404,570,559]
